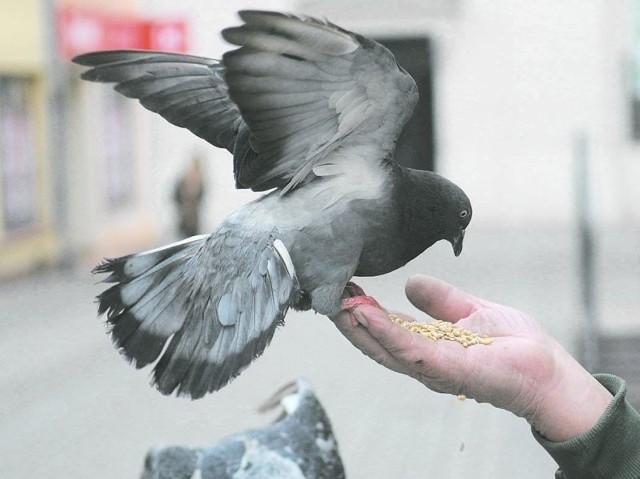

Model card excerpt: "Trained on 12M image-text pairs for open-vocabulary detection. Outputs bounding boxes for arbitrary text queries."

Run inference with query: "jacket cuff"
[532,374,640,479]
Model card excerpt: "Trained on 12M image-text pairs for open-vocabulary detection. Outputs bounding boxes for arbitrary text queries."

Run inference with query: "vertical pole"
[575,132,599,372]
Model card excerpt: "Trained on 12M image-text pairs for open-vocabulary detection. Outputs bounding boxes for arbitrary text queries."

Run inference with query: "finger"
[331,310,415,376]
[357,304,436,358]
[356,305,470,394]
[405,275,489,323]
[352,305,442,367]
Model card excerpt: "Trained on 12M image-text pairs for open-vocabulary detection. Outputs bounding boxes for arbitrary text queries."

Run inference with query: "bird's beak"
[450,229,465,257]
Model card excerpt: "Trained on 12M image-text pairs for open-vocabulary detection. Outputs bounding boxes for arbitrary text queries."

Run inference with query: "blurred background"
[1,0,639,477]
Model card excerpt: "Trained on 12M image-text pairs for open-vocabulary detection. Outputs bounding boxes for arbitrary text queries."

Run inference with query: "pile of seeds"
[388,314,493,347]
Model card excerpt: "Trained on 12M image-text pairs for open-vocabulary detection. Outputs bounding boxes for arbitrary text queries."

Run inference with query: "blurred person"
[333,275,640,479]
[174,155,205,238]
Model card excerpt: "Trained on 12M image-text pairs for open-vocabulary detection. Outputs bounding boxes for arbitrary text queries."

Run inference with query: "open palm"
[332,275,612,441]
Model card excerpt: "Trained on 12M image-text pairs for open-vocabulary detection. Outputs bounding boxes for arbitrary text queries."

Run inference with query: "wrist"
[527,344,613,442]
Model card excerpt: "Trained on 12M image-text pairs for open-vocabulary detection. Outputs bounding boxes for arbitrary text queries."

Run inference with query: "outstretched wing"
[222,10,418,192]
[74,51,242,151]
[95,230,299,399]
[73,10,418,193]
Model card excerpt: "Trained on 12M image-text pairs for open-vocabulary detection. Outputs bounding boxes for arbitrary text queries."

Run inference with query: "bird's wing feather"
[94,229,298,399]
[222,10,419,192]
[73,50,243,151]
[73,12,418,193]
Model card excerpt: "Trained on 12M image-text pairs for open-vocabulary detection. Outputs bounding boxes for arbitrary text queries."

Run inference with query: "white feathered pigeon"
[74,10,472,398]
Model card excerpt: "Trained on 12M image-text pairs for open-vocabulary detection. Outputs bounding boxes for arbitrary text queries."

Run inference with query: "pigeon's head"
[441,182,472,257]
[403,169,472,257]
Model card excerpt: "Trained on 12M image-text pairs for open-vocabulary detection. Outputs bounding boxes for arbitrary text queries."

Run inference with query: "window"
[0,77,37,233]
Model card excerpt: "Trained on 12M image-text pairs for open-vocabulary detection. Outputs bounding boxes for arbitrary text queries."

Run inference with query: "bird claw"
[342,281,367,298]
[341,295,382,310]
[341,282,384,326]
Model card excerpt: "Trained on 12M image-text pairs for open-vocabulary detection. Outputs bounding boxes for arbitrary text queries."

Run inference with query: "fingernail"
[352,310,369,327]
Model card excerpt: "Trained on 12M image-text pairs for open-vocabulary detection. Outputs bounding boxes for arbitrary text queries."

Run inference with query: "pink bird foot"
[341,295,382,310]
[341,282,384,326]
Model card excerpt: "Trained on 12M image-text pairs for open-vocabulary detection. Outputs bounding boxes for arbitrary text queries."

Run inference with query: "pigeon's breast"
[351,199,411,277]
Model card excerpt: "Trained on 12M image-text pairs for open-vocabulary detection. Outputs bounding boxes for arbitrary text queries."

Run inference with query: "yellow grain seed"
[388,314,493,348]
[457,394,467,401]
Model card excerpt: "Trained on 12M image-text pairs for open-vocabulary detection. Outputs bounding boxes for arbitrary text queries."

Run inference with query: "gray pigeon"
[74,10,472,399]
[140,379,345,479]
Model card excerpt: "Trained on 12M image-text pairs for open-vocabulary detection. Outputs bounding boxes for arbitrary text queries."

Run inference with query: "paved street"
[1,227,638,478]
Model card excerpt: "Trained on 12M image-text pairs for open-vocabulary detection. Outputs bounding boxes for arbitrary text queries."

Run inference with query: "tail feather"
[94,234,209,283]
[94,230,299,398]
[95,235,209,368]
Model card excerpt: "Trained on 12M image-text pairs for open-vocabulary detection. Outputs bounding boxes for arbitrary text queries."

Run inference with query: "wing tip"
[72,49,138,66]
[237,10,291,22]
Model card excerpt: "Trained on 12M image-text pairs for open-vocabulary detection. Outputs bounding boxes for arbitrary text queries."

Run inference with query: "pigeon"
[140,379,345,479]
[74,10,472,399]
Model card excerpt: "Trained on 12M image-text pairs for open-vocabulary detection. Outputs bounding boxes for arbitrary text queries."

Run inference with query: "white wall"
[437,1,640,229]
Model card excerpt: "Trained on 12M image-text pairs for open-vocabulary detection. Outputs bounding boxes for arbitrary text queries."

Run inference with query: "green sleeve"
[532,374,640,479]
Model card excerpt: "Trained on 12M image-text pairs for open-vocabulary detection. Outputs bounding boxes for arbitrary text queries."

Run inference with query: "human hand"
[333,275,613,441]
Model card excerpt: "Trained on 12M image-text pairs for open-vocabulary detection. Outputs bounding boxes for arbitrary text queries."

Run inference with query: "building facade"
[0,0,57,276]
[2,0,638,278]
[0,0,187,277]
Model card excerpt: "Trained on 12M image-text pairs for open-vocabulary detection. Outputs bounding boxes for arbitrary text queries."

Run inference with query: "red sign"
[57,6,189,59]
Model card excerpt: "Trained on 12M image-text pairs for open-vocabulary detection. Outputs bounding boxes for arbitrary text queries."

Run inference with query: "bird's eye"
[459,209,469,219]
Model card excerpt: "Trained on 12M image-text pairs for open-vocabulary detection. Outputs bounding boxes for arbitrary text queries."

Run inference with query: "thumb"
[405,275,486,323]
